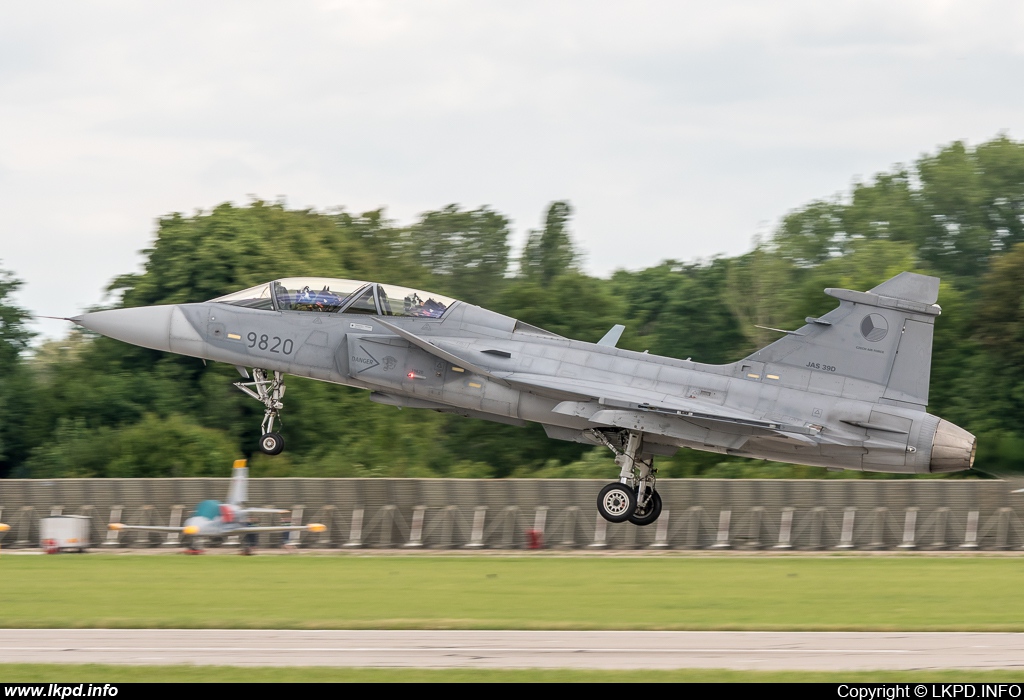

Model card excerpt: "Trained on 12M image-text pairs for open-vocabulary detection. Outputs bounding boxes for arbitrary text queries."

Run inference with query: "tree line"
[3,134,1024,480]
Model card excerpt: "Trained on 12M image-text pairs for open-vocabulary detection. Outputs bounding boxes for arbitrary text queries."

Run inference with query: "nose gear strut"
[234,369,286,455]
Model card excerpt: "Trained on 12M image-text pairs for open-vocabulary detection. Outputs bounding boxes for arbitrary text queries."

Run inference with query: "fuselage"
[183,499,244,536]
[75,285,975,475]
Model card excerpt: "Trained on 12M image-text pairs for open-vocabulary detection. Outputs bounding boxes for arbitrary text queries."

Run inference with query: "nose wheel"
[258,432,285,455]
[234,368,287,455]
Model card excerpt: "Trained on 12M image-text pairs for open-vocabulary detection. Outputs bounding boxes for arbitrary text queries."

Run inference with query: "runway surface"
[3,630,1024,670]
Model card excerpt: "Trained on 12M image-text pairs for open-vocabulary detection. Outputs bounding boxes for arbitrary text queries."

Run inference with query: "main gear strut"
[591,429,662,526]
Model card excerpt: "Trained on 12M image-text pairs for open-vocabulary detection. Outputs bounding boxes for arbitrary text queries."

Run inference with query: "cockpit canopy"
[210,278,457,319]
[193,500,221,520]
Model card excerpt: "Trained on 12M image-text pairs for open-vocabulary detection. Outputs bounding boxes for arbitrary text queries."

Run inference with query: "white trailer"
[40,515,90,553]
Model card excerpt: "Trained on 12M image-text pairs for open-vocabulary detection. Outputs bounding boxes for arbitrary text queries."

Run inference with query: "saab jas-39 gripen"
[71,272,976,526]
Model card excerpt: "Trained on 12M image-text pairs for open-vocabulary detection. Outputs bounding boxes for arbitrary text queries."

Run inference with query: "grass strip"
[2,555,1023,630]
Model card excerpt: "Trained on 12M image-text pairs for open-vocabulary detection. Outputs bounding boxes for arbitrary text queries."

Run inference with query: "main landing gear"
[592,431,663,526]
[234,368,287,455]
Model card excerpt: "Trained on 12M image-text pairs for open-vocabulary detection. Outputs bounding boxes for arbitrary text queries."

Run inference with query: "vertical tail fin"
[227,459,248,506]
[746,272,941,409]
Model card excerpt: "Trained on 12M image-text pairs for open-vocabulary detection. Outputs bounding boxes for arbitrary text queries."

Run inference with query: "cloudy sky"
[3,1,1023,341]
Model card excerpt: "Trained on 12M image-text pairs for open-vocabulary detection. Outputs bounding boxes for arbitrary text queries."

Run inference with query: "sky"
[2,1,1024,342]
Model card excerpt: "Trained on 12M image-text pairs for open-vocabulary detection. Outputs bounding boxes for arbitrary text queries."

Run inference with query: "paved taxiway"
[3,630,1024,670]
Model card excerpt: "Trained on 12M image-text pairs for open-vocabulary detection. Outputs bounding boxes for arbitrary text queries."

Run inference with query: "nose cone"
[74,306,174,351]
[73,305,206,357]
[929,419,977,473]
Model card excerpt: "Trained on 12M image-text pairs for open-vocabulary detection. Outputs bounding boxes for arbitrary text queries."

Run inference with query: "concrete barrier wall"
[1,478,1023,550]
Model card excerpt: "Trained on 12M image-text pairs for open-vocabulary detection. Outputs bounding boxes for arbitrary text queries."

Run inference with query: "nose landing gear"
[592,430,662,526]
[258,432,284,456]
[234,368,287,455]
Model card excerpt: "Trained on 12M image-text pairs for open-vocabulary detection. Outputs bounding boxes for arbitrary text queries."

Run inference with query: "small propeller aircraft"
[74,272,976,527]
[108,459,325,553]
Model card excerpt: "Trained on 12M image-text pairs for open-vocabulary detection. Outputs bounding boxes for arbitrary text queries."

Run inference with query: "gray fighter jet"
[73,272,975,526]
[108,459,325,552]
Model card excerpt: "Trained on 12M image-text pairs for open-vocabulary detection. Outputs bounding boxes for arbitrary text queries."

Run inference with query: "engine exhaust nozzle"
[930,419,976,473]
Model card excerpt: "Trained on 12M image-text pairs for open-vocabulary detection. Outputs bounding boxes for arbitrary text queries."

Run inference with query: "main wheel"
[597,482,637,523]
[258,432,285,455]
[628,490,663,526]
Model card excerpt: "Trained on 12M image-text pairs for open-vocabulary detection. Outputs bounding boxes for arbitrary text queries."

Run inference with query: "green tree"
[771,136,1024,286]
[19,414,241,478]
[496,273,626,342]
[975,242,1024,367]
[611,259,748,363]
[520,201,578,284]
[772,199,848,267]
[723,246,802,354]
[407,204,511,306]
[110,201,378,308]
[0,265,33,367]
[975,135,1024,255]
[0,265,36,476]
[915,141,993,281]
[843,170,927,247]
[959,241,1024,462]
